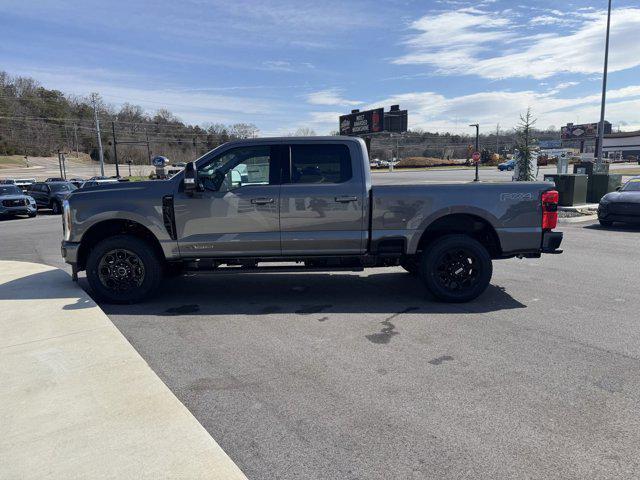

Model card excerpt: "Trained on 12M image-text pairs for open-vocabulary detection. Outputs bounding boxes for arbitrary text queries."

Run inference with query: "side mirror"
[616,186,622,191]
[183,162,199,194]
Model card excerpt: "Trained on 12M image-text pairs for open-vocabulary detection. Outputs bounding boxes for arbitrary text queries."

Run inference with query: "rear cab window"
[287,144,352,184]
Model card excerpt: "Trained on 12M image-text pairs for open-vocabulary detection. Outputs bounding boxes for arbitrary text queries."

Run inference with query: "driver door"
[174,144,282,257]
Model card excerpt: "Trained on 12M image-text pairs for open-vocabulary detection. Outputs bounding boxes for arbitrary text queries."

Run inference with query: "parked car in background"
[27,181,77,214]
[79,178,120,189]
[498,159,515,171]
[45,177,65,182]
[598,177,640,227]
[0,184,37,218]
[68,178,85,188]
[167,162,187,176]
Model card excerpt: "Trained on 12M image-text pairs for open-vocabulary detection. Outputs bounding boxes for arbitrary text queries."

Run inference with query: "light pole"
[469,123,480,181]
[596,0,612,167]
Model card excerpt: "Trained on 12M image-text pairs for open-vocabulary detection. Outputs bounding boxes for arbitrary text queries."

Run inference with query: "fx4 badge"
[500,192,533,202]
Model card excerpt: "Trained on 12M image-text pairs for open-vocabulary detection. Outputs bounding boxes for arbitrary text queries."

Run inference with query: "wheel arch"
[77,219,165,271]
[412,212,502,258]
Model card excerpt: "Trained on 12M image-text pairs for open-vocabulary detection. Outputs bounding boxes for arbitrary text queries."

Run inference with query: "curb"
[558,214,598,224]
[0,260,247,480]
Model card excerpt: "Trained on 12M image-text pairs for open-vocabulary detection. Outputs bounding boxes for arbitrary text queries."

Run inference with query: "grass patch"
[617,168,640,176]
[0,155,27,168]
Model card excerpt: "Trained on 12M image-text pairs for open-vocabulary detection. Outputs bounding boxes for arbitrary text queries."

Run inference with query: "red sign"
[472,151,481,162]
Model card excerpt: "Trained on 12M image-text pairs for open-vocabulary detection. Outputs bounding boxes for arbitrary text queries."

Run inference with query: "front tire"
[86,235,163,304]
[599,219,613,227]
[419,234,492,303]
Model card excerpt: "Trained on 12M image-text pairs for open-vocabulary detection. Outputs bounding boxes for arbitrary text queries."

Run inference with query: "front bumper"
[541,231,563,254]
[61,241,80,265]
[0,204,36,216]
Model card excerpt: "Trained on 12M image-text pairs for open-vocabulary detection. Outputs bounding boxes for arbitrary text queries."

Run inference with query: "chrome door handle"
[251,197,274,205]
[335,196,358,203]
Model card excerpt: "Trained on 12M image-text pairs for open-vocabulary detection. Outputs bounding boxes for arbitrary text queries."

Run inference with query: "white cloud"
[367,85,640,133]
[529,15,571,26]
[394,7,640,80]
[306,88,362,106]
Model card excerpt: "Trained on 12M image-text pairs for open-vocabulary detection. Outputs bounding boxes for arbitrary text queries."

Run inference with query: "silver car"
[0,184,37,218]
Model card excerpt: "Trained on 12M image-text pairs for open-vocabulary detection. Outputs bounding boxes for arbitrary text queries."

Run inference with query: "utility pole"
[111,121,120,178]
[145,130,151,164]
[469,123,480,182]
[58,150,63,179]
[496,123,500,155]
[596,0,612,167]
[73,123,79,158]
[91,93,105,177]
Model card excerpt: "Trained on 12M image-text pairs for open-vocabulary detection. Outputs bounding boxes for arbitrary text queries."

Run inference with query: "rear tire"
[599,220,613,227]
[86,235,163,304]
[419,234,492,303]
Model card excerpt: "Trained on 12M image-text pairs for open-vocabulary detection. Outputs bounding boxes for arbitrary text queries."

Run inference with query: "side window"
[198,145,273,192]
[290,144,352,184]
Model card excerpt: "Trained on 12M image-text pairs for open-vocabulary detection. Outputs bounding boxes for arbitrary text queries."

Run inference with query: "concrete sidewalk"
[0,261,247,480]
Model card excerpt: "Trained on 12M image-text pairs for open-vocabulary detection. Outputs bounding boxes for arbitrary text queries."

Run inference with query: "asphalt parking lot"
[2,174,640,479]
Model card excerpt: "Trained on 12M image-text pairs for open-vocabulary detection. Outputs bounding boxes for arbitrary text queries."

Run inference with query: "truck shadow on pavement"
[0,267,94,310]
[98,270,526,317]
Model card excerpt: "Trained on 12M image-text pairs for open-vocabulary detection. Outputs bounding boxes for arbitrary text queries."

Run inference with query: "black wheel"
[28,212,37,218]
[599,220,613,227]
[419,234,492,303]
[400,257,419,275]
[86,235,163,304]
[51,200,62,214]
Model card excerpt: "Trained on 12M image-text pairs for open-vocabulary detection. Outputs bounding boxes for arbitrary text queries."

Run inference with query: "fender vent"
[162,195,177,240]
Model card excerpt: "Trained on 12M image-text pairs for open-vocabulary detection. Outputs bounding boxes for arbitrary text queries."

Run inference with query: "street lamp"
[596,0,612,167]
[469,123,480,182]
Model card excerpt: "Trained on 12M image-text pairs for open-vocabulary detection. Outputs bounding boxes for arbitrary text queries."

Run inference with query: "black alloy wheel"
[419,234,492,303]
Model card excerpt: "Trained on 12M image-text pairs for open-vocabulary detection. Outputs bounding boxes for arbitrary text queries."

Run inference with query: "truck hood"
[71,180,175,198]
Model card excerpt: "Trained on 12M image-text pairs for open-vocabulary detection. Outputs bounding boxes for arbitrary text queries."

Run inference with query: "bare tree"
[514,108,537,182]
[292,127,317,136]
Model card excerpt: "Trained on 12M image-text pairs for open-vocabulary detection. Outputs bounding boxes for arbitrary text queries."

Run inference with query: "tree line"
[0,71,260,165]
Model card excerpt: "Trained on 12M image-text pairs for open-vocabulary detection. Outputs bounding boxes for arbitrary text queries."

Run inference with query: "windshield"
[622,179,640,192]
[49,183,77,193]
[0,185,22,195]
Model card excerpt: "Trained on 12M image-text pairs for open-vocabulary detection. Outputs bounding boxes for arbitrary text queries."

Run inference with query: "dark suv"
[27,181,77,214]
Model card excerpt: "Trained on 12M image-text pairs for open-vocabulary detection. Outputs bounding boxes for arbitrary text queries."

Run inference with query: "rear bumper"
[541,231,563,254]
[61,241,80,266]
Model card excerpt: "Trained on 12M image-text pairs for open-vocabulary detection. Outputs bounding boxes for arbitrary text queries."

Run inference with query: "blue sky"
[1,0,640,135]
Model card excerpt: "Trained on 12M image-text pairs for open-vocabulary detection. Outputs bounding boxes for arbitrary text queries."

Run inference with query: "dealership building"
[603,130,640,160]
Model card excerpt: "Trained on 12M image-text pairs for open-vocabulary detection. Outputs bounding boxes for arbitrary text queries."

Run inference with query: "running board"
[183,264,365,274]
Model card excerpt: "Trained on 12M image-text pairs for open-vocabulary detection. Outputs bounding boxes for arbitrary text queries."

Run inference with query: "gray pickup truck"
[61,136,562,304]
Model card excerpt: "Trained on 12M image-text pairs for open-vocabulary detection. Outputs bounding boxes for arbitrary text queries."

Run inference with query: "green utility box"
[587,174,622,203]
[573,162,610,175]
[543,174,588,206]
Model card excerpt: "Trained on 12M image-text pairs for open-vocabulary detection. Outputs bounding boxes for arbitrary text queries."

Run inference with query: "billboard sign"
[339,108,384,136]
[561,122,611,140]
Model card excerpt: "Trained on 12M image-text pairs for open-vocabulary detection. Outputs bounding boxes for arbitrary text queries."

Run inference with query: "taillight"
[542,190,558,230]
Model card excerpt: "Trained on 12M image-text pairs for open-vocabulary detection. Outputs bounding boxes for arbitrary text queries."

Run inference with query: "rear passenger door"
[30,184,47,206]
[279,142,366,255]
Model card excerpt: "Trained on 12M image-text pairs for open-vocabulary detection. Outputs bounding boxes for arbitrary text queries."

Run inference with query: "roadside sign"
[472,151,481,163]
